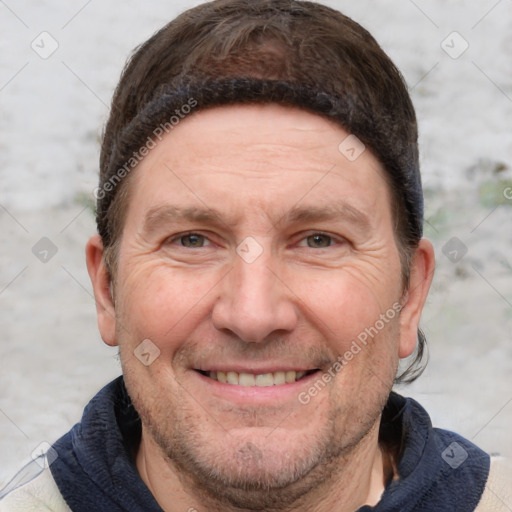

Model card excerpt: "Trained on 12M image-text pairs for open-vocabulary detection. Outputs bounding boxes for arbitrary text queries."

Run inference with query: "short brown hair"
[97,0,426,382]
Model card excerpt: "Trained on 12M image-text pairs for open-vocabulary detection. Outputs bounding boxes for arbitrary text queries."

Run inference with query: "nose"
[211,250,298,343]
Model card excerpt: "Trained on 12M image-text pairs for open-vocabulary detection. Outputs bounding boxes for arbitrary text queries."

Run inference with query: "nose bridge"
[236,254,275,311]
[212,249,297,343]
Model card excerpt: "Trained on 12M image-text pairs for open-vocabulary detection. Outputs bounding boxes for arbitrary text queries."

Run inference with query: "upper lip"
[193,365,321,374]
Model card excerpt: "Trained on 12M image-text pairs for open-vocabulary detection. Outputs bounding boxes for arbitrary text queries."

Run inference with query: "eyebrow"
[141,202,371,236]
[280,204,371,232]
[142,205,226,235]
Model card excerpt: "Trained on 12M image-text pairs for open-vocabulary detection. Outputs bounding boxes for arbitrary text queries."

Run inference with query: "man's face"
[105,104,412,503]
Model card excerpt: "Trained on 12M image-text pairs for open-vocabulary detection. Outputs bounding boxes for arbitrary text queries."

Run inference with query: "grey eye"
[307,234,332,248]
[180,234,207,248]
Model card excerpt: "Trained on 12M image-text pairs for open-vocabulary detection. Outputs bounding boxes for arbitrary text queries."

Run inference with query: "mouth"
[196,369,319,387]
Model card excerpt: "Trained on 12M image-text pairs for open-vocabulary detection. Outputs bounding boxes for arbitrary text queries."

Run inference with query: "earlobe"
[398,238,435,358]
[85,234,118,346]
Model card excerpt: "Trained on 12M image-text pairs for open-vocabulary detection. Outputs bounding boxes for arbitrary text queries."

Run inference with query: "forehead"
[126,103,393,229]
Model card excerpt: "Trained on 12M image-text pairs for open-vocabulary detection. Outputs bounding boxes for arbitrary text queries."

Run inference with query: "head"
[87,0,434,508]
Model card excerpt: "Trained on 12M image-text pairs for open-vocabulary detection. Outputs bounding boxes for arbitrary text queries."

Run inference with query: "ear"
[398,238,435,358]
[86,234,117,346]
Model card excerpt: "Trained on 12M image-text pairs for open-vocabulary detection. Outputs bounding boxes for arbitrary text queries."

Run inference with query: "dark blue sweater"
[49,377,490,511]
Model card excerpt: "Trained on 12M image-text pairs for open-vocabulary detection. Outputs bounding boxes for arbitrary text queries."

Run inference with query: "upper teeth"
[208,370,307,387]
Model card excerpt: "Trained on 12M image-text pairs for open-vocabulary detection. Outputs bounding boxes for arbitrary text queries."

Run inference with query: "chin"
[164,427,344,510]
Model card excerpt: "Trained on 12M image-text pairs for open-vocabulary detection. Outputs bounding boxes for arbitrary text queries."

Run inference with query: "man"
[1,0,510,510]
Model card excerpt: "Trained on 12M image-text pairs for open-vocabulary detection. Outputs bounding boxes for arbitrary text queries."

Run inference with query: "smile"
[197,370,317,387]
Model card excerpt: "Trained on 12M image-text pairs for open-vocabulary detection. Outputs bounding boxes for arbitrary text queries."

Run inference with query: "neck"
[136,421,392,512]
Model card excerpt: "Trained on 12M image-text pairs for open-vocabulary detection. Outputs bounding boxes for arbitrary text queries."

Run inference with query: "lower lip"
[192,370,323,404]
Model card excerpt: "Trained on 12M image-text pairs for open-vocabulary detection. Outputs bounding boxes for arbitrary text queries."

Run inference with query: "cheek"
[295,268,400,350]
[115,262,219,348]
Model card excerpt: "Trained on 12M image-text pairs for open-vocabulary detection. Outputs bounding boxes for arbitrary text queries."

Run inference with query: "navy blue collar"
[51,377,161,511]
[360,391,490,511]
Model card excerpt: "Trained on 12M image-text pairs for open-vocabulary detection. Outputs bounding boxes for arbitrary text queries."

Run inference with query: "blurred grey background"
[1,0,511,486]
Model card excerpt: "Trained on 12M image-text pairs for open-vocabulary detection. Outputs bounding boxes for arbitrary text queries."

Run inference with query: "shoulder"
[0,458,70,512]
[475,456,512,511]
